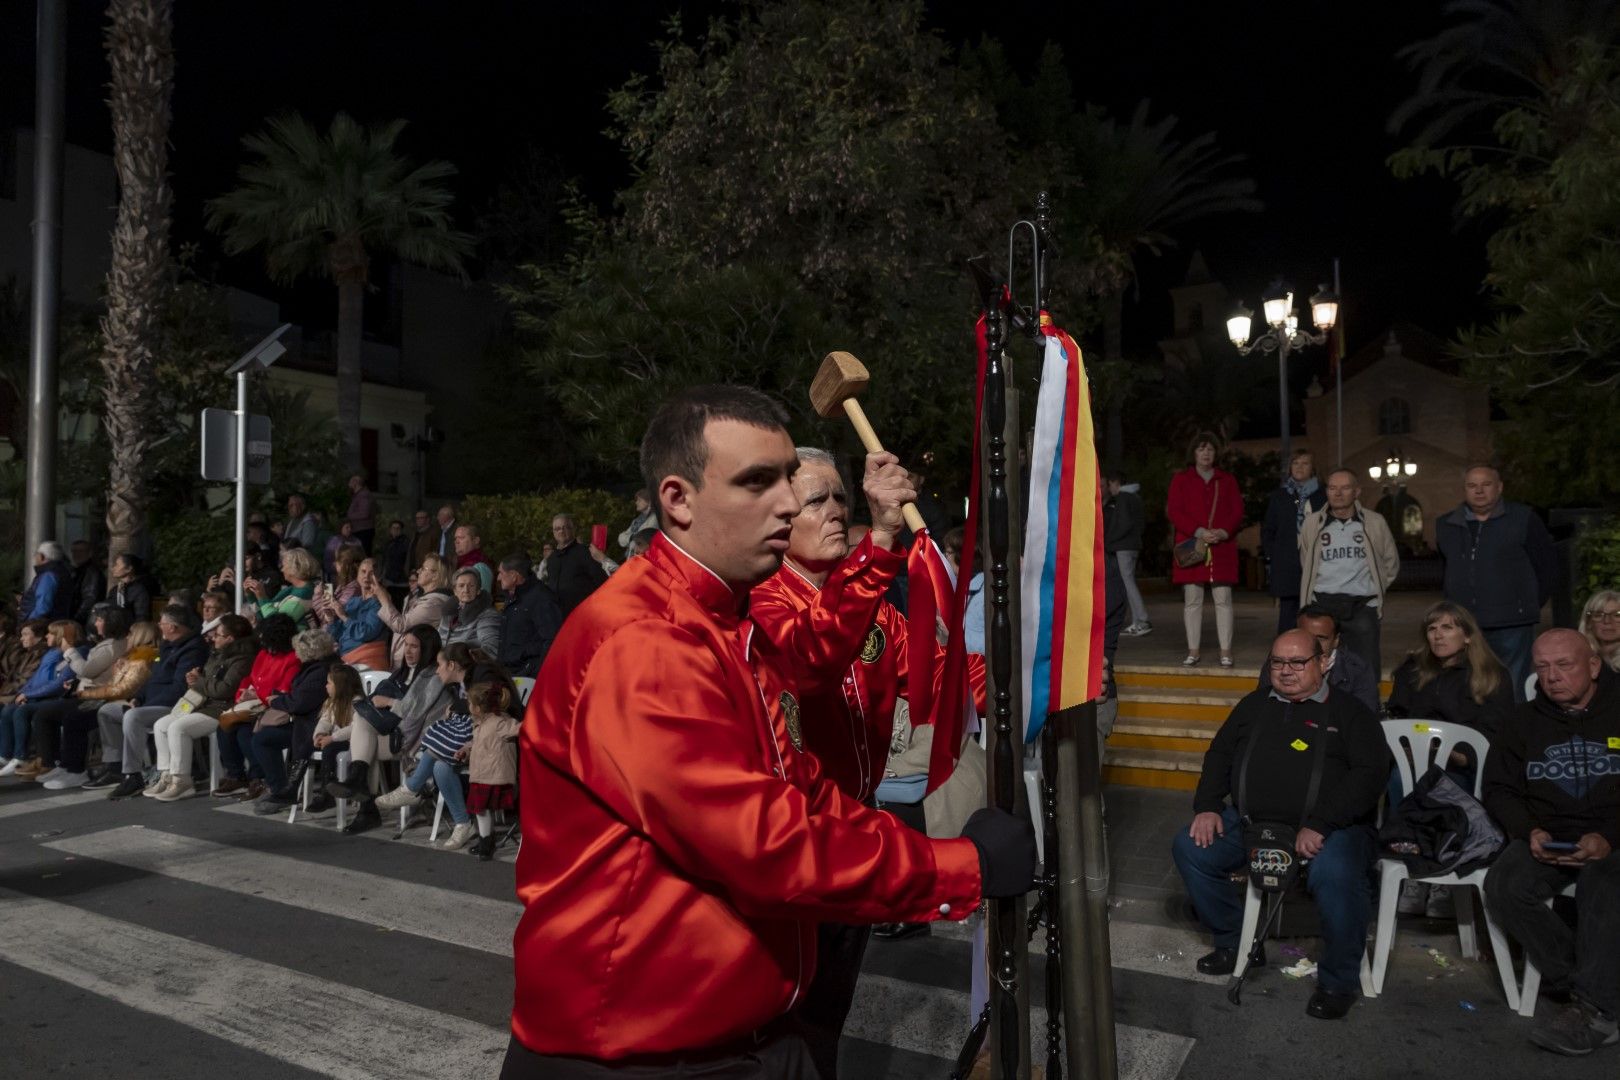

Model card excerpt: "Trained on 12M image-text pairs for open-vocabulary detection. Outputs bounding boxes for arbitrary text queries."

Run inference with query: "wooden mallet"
[810,350,928,535]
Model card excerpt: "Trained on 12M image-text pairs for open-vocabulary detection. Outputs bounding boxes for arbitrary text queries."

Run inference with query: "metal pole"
[1333,258,1344,467]
[1276,339,1292,470]
[1064,702,1117,1078]
[24,0,66,573]
[234,371,248,611]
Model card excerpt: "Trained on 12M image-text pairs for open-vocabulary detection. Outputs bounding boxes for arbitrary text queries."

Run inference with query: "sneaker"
[108,773,146,799]
[83,766,121,789]
[42,770,88,790]
[375,784,420,811]
[1133,621,1153,636]
[0,758,19,777]
[155,776,194,802]
[33,767,64,785]
[14,757,48,779]
[142,771,173,798]
[211,777,247,797]
[443,822,476,849]
[1396,879,1428,916]
[1530,999,1620,1056]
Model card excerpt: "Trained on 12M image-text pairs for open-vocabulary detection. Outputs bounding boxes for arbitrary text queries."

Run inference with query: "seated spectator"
[306,662,367,815]
[1256,604,1380,714]
[441,568,501,653]
[107,552,156,623]
[0,614,43,704]
[331,546,363,607]
[617,489,656,553]
[1387,600,1515,744]
[0,620,86,777]
[245,547,320,625]
[376,654,493,850]
[1170,629,1387,1020]
[375,553,455,671]
[74,621,161,789]
[199,590,230,636]
[496,554,561,678]
[18,541,74,622]
[1578,590,1620,673]
[69,540,107,626]
[325,624,447,834]
[28,607,131,784]
[1483,629,1620,1056]
[543,514,608,616]
[146,613,258,801]
[250,628,338,814]
[212,613,300,799]
[466,676,520,860]
[316,557,389,669]
[104,605,211,799]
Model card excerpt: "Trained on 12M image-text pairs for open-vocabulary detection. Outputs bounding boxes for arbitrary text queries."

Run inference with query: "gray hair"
[293,628,339,662]
[795,447,838,470]
[37,540,65,562]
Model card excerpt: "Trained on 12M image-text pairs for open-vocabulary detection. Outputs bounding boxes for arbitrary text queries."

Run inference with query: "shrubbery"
[1577,516,1620,603]
[459,489,636,561]
[151,512,236,595]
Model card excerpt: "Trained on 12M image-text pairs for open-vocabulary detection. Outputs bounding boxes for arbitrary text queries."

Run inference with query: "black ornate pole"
[982,304,1030,1080]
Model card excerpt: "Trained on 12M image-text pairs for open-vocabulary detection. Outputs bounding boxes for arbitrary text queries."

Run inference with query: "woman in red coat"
[1166,432,1244,667]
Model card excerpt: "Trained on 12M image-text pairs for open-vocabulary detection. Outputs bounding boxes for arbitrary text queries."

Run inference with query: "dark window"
[1377,397,1411,436]
[1186,302,1204,331]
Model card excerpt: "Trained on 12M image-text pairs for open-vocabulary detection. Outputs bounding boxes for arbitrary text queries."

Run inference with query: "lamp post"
[224,324,291,610]
[1227,280,1339,473]
[1369,450,1418,547]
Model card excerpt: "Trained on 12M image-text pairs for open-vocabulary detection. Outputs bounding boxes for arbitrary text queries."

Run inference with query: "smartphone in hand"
[1541,840,1580,853]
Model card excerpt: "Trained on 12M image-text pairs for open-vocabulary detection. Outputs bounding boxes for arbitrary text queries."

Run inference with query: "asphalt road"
[1,779,1609,1079]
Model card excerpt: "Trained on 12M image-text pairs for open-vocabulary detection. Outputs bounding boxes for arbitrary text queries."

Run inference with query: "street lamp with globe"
[1227,280,1340,473]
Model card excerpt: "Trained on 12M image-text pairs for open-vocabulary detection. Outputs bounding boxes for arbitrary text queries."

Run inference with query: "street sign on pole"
[200,408,272,484]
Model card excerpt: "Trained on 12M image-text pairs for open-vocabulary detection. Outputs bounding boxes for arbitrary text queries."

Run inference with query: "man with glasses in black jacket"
[1171,628,1389,1020]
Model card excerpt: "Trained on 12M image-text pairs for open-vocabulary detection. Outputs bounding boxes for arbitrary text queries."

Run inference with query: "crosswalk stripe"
[45,826,519,957]
[0,788,101,820]
[0,886,505,1079]
[848,972,1195,1080]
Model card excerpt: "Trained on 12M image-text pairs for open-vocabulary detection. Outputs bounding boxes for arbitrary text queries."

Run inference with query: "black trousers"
[499,1025,821,1079]
[798,922,872,1080]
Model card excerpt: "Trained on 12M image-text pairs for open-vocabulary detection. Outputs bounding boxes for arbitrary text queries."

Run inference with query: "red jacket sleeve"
[750,535,905,683]
[889,609,991,720]
[567,621,982,925]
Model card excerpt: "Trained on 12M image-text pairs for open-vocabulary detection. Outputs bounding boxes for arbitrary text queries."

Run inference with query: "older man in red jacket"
[503,386,1035,1079]
[751,445,988,1078]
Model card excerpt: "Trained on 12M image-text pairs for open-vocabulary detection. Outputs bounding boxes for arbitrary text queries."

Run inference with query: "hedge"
[459,489,638,561]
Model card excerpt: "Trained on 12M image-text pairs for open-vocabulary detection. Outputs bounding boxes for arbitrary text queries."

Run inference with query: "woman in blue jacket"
[0,620,86,776]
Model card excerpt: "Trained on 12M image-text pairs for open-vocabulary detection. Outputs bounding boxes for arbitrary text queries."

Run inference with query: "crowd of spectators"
[0,483,641,860]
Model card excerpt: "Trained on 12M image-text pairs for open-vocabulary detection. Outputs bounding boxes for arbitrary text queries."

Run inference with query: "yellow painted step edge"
[1103,765,1199,791]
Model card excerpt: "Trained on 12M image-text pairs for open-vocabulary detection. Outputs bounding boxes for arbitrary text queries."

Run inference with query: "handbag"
[1173,480,1222,569]
[252,706,292,733]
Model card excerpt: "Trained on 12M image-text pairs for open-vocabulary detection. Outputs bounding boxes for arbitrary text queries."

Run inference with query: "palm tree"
[206,114,472,472]
[100,0,175,562]
[1068,101,1261,462]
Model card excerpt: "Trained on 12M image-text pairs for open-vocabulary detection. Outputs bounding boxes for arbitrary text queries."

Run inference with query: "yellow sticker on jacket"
[1290,738,1309,751]
[1609,737,1620,750]
[1413,723,1430,733]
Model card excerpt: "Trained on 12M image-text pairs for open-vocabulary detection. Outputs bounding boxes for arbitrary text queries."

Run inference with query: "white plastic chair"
[1231,879,1376,995]
[1365,719,1519,1007]
[1523,673,1538,701]
[512,677,535,707]
[360,669,389,696]
[289,748,350,828]
[1517,882,1578,1017]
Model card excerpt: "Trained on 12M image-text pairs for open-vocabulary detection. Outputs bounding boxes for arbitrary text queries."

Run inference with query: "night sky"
[1,0,1487,354]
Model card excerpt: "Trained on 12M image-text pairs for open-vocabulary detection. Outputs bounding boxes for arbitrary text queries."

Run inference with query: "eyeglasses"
[1591,610,1620,624]
[1267,655,1316,672]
